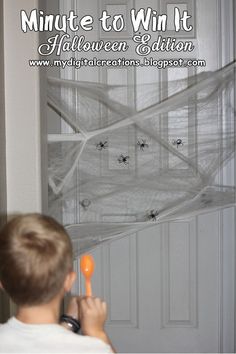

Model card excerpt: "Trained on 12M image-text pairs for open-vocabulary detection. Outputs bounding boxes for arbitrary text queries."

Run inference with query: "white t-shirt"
[0,317,112,353]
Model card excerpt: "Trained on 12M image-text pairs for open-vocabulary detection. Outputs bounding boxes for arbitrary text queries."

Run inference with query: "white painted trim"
[4,0,42,214]
[39,0,49,214]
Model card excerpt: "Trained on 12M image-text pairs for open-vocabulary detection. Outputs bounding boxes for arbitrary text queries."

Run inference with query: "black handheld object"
[60,314,81,333]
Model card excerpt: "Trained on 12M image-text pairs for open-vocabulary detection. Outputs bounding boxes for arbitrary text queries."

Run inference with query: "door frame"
[233,1,236,352]
[219,1,235,351]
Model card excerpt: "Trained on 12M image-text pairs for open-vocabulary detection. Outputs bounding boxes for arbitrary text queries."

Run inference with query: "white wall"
[3,0,42,214]
[0,0,7,226]
[0,0,9,324]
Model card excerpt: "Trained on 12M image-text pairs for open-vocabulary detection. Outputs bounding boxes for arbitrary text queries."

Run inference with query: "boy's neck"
[16,296,61,325]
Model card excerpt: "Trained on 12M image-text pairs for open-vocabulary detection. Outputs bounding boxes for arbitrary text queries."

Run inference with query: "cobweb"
[47,62,236,255]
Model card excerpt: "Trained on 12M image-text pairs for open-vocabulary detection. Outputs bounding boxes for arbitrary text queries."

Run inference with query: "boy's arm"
[64,296,116,353]
[79,297,116,353]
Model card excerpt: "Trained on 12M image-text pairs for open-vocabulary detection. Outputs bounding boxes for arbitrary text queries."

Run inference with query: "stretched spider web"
[47,62,236,256]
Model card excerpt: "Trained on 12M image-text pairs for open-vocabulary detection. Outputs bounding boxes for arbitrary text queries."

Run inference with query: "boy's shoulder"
[0,317,112,353]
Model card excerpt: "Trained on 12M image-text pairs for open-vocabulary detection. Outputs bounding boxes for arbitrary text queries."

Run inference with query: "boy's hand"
[65,296,107,335]
[79,297,107,337]
[65,296,115,352]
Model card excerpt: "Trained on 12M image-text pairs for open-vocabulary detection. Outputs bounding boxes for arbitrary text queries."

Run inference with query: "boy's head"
[0,213,74,307]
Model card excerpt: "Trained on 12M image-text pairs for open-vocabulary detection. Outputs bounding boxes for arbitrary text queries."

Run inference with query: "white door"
[49,0,235,352]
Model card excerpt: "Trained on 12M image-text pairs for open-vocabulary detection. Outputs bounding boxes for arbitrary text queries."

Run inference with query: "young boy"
[0,213,115,353]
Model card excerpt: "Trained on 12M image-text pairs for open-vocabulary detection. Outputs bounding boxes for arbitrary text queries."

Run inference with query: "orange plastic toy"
[80,254,95,296]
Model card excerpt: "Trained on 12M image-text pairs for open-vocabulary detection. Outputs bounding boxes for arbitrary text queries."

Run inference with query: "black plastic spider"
[147,210,159,221]
[137,139,149,151]
[80,199,91,209]
[96,141,108,151]
[172,138,184,148]
[118,154,130,165]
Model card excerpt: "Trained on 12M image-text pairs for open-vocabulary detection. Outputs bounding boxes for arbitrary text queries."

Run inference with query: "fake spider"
[118,154,130,165]
[96,141,108,151]
[172,138,184,148]
[147,210,159,221]
[137,139,149,151]
[80,199,91,209]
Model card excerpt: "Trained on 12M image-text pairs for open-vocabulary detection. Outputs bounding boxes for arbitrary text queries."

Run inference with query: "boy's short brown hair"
[0,213,73,306]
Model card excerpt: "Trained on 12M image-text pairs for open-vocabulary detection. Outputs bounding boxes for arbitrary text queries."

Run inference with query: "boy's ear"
[0,281,4,290]
[63,271,76,292]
